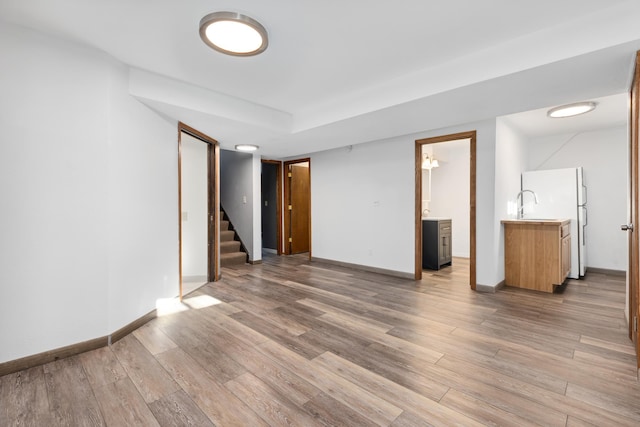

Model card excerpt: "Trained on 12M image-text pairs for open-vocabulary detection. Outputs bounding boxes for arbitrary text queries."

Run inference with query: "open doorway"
[261,160,283,255]
[415,131,476,289]
[178,123,220,299]
[284,159,311,256]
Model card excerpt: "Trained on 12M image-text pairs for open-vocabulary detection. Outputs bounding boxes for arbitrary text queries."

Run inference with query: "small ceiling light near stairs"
[547,101,597,118]
[235,144,259,152]
[199,12,268,56]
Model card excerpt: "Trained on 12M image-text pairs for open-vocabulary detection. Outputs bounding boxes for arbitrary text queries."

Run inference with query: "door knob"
[621,224,634,231]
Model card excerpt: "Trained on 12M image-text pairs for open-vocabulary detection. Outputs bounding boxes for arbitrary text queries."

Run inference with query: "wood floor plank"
[230,299,311,336]
[110,334,181,403]
[302,391,380,427]
[333,341,451,402]
[194,304,270,347]
[495,346,640,392]
[0,366,53,426]
[132,321,178,355]
[566,382,640,421]
[148,389,215,427]
[92,377,159,426]
[565,416,600,427]
[257,340,404,426]
[313,351,484,427]
[225,372,322,426]
[79,346,128,388]
[435,354,569,425]
[387,324,500,359]
[205,327,321,406]
[580,334,637,355]
[297,298,395,334]
[156,347,269,427]
[389,410,433,427]
[181,342,247,384]
[439,388,541,427]
[42,356,104,426]
[230,309,326,359]
[297,328,371,361]
[206,281,285,310]
[572,348,638,378]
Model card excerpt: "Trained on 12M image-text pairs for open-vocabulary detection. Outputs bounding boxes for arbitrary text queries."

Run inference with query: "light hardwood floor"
[1,254,639,426]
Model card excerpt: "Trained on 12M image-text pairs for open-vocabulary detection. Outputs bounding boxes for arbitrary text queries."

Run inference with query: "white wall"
[494,118,530,279]
[106,59,179,334]
[428,140,471,258]
[0,22,179,363]
[312,142,414,272]
[180,133,208,278]
[220,150,261,261]
[525,126,628,271]
[0,23,109,362]
[310,120,501,288]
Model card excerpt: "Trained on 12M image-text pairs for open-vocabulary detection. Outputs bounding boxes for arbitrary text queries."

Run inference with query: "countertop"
[501,218,570,225]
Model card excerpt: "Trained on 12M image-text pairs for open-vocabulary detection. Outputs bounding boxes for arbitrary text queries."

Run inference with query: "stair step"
[220,230,235,242]
[221,252,246,266]
[220,240,241,253]
[220,220,230,231]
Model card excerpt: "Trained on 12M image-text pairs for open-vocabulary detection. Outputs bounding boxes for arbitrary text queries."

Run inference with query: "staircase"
[220,211,248,267]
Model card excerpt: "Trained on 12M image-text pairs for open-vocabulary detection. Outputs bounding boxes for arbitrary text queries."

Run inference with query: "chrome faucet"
[516,189,539,219]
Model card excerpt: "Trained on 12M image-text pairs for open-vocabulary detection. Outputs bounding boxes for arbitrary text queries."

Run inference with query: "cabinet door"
[561,235,571,281]
[439,222,452,266]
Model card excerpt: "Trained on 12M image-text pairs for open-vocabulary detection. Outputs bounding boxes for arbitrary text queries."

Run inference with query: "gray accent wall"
[220,149,261,261]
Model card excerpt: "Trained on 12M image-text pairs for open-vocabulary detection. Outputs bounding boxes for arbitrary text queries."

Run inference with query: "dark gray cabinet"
[422,218,452,270]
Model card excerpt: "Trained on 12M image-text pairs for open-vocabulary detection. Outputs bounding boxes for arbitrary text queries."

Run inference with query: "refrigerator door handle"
[581,183,587,206]
[581,206,587,246]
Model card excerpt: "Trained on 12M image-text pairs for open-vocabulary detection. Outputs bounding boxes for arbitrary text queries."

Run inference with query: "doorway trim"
[283,158,312,258]
[178,122,220,299]
[415,131,477,290]
[261,159,284,255]
[628,51,640,367]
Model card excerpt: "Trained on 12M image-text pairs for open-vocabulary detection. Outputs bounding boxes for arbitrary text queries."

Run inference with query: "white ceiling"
[2,0,640,156]
[502,93,629,139]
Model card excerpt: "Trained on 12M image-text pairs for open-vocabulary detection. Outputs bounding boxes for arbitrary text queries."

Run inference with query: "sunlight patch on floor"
[156,294,222,316]
[183,295,222,309]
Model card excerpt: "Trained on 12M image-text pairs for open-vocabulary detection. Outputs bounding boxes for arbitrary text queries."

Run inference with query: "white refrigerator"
[521,167,587,279]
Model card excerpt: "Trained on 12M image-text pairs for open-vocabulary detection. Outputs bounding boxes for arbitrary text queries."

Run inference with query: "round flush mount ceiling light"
[199,12,268,56]
[547,101,597,118]
[235,144,259,152]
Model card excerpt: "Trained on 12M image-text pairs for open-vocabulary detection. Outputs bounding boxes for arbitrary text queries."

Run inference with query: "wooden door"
[285,161,311,254]
[628,51,640,367]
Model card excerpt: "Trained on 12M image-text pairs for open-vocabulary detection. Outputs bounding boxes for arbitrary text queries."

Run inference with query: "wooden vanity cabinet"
[422,218,452,270]
[502,219,571,293]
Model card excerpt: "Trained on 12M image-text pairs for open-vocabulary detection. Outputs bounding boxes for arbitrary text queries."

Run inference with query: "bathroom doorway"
[415,131,476,289]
